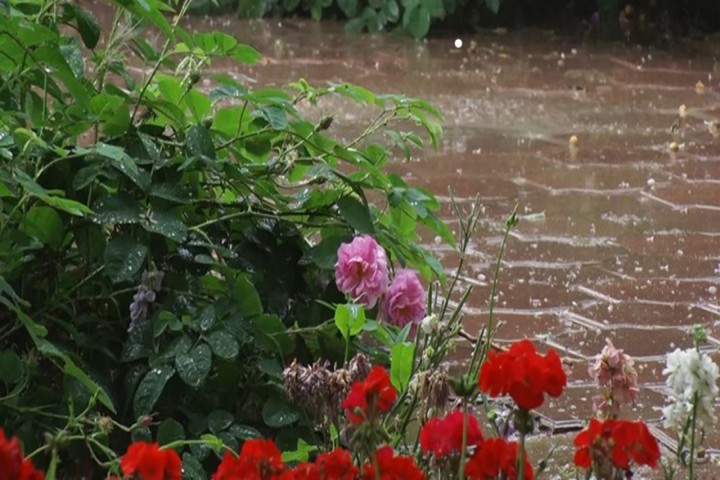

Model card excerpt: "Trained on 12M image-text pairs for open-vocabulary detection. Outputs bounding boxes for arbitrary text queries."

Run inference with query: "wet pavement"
[87,5,720,474]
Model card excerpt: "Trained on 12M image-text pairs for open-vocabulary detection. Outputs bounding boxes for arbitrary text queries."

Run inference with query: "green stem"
[688,392,698,480]
[518,428,526,480]
[458,398,469,480]
[468,204,518,377]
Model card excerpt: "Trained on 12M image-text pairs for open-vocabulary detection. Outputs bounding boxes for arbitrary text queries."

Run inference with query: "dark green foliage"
[0,0,448,476]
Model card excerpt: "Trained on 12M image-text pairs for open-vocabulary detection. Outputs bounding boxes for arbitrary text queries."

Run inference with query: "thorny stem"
[468,203,519,378]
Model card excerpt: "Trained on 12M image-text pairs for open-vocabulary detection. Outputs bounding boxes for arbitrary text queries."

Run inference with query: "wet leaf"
[0,350,24,384]
[229,424,262,440]
[103,236,147,283]
[390,342,415,392]
[185,125,216,160]
[208,409,233,434]
[157,418,185,446]
[94,194,142,225]
[141,210,187,242]
[337,196,374,233]
[251,314,295,355]
[404,5,431,39]
[337,0,358,17]
[133,365,175,418]
[262,396,300,427]
[334,303,366,340]
[182,453,207,480]
[23,206,64,249]
[207,330,239,359]
[67,4,100,49]
[175,343,212,388]
[232,276,263,317]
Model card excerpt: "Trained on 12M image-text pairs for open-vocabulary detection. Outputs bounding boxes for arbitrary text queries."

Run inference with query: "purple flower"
[380,269,426,327]
[335,235,389,308]
[128,270,164,331]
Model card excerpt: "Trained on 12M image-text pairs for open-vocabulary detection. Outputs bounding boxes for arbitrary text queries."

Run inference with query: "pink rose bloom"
[335,235,389,308]
[380,269,426,327]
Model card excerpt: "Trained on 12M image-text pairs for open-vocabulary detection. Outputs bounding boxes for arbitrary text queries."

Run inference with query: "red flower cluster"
[120,442,182,480]
[213,440,423,480]
[420,410,483,458]
[479,339,566,410]
[0,428,44,480]
[465,438,533,480]
[362,446,425,480]
[573,418,660,472]
[342,366,397,424]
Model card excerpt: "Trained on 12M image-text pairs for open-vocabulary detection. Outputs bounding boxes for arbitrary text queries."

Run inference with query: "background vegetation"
[0,0,450,476]
[187,0,720,40]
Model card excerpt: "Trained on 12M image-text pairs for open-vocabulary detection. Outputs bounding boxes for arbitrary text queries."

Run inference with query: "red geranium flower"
[420,410,483,458]
[0,428,45,480]
[479,339,566,410]
[315,448,358,479]
[362,446,425,480]
[120,442,182,480]
[235,439,286,479]
[342,366,397,424]
[280,462,320,480]
[465,438,533,480]
[573,418,660,474]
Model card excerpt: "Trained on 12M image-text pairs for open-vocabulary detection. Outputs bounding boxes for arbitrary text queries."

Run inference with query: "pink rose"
[335,235,389,308]
[380,269,426,327]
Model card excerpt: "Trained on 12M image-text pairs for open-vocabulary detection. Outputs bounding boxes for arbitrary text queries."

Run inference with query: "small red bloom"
[280,462,320,480]
[465,438,533,480]
[573,418,660,474]
[213,451,244,480]
[235,439,286,479]
[342,366,397,424]
[0,428,45,480]
[120,442,182,480]
[362,446,425,480]
[420,410,483,458]
[315,448,358,479]
[479,340,566,410]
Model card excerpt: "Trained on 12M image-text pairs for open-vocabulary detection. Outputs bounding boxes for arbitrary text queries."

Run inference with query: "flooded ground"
[88,4,720,475]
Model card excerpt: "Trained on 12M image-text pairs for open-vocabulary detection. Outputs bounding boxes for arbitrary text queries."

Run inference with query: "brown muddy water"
[87,3,720,475]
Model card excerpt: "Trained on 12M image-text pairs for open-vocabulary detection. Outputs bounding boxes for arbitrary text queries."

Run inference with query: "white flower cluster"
[662,348,720,430]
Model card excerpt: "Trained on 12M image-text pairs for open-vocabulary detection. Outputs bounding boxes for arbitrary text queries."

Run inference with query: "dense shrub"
[0,0,449,475]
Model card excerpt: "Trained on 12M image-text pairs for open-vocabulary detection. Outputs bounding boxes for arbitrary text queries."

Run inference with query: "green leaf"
[262,396,300,427]
[485,0,501,14]
[157,418,185,446]
[334,303,366,341]
[300,234,349,270]
[61,360,115,413]
[182,453,207,480]
[68,4,100,49]
[337,196,374,234]
[141,210,187,242]
[229,424,262,440]
[185,125,216,160]
[0,350,24,384]
[281,439,318,463]
[337,0,358,17]
[196,305,216,332]
[251,314,295,355]
[404,5,431,39]
[208,409,234,434]
[207,330,239,359]
[23,206,64,249]
[232,276,263,317]
[425,0,445,18]
[133,365,175,418]
[13,169,91,216]
[390,342,415,392]
[94,194,142,225]
[78,143,149,191]
[104,236,148,283]
[175,343,212,388]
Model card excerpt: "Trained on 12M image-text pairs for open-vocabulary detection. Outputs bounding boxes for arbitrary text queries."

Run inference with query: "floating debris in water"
[669,141,679,152]
[569,135,579,146]
[696,80,706,94]
[678,104,687,119]
[454,39,463,49]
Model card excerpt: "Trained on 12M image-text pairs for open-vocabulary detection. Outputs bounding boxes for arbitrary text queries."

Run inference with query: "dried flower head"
[589,338,639,417]
[283,360,331,418]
